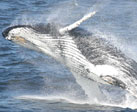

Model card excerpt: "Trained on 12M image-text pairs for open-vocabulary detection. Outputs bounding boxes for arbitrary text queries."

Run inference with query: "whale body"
[2,23,137,99]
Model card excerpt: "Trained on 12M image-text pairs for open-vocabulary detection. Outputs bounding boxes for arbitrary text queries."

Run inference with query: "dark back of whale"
[69,28,137,79]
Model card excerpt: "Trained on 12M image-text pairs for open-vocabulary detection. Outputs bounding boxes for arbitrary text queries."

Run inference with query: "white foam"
[91,30,137,62]
[16,92,137,109]
[16,95,88,105]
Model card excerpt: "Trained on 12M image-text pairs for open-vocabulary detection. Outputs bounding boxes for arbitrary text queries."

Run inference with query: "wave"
[16,94,137,109]
[16,95,87,105]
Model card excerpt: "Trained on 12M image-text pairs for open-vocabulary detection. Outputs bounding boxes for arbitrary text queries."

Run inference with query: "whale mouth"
[11,36,26,43]
[2,28,26,43]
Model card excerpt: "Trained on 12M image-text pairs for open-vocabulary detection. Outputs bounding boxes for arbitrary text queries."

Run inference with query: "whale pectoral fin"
[59,11,96,34]
[100,75,126,89]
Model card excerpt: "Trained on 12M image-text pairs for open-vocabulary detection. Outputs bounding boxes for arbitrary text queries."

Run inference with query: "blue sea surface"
[0,0,137,112]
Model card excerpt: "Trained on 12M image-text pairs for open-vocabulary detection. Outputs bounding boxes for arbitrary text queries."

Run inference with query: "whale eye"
[10,33,14,36]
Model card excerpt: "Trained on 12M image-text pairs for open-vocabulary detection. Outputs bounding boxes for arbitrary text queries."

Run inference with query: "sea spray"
[6,0,137,109]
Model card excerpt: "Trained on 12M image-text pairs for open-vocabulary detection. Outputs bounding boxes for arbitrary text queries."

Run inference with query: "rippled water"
[1,0,137,112]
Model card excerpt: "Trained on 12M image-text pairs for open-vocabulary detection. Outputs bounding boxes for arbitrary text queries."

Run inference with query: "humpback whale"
[2,11,137,100]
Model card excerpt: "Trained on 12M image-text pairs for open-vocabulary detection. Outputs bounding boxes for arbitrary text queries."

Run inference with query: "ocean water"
[0,0,137,112]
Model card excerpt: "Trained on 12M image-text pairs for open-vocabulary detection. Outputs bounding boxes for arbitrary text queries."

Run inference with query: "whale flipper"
[100,75,126,89]
[59,11,96,34]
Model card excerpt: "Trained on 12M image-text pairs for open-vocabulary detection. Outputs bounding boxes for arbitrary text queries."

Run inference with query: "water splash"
[16,92,137,109]
[91,30,137,62]
[8,0,137,110]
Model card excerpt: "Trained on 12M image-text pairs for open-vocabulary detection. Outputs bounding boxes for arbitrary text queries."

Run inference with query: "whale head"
[2,23,60,40]
[2,23,64,57]
[2,23,90,59]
